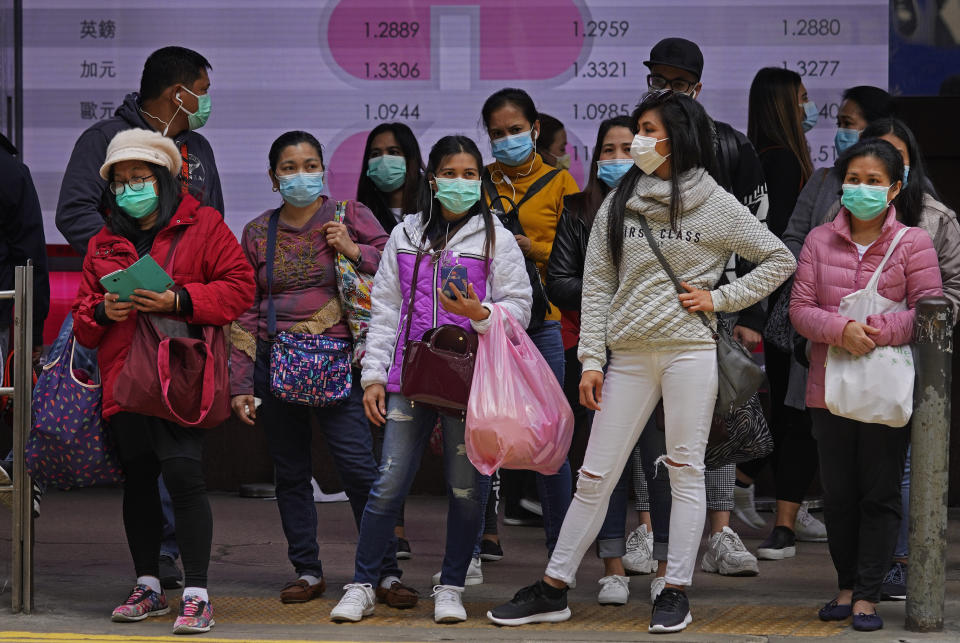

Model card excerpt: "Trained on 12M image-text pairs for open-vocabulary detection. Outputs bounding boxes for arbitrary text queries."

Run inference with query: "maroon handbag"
[112,230,230,428]
[114,316,230,428]
[399,244,479,413]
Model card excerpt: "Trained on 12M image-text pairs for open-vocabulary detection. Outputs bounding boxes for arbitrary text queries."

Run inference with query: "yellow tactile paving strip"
[7,596,844,637]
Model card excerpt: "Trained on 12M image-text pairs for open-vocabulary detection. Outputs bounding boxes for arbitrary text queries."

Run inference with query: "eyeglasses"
[109,175,155,196]
[646,74,698,94]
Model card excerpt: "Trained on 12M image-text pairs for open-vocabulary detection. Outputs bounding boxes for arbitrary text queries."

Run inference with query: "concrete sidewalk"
[1,488,958,642]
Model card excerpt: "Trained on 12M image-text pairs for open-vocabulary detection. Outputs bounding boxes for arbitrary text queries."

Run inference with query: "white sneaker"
[432,557,482,586]
[700,526,759,576]
[330,583,375,622]
[650,577,666,604]
[733,483,766,529]
[794,503,828,542]
[432,585,466,623]
[623,525,657,574]
[597,574,629,605]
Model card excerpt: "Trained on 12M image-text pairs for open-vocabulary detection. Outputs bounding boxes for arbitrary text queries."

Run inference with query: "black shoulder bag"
[481,169,561,332]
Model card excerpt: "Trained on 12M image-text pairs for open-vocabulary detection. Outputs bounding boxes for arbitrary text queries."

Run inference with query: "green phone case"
[99,254,175,302]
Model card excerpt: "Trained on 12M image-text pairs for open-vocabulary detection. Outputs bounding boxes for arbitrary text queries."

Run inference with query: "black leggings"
[110,413,212,588]
[738,346,817,503]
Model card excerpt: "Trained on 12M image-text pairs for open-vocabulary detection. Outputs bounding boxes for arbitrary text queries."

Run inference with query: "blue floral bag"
[265,209,352,406]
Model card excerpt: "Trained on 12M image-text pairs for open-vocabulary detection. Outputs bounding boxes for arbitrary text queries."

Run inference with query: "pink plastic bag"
[465,305,574,475]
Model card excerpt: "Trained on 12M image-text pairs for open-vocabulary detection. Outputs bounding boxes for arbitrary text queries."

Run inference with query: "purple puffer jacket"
[361,212,532,393]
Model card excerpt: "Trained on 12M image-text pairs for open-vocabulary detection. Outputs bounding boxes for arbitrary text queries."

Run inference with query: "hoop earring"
[272,186,279,192]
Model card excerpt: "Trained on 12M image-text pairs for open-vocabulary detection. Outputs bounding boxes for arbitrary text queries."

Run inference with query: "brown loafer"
[280,577,326,604]
[375,580,419,609]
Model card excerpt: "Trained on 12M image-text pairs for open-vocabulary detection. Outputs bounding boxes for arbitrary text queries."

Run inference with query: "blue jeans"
[354,394,489,586]
[637,417,671,561]
[159,476,179,560]
[527,321,573,554]
[260,375,400,580]
[894,446,911,559]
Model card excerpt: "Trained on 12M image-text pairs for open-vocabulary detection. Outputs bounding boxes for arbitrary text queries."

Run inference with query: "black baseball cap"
[644,38,704,79]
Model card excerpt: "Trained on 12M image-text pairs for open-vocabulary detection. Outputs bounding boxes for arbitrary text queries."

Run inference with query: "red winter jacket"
[73,195,255,418]
[790,206,942,409]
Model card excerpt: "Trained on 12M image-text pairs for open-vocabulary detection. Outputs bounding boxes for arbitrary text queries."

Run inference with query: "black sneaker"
[880,561,907,601]
[159,554,184,589]
[487,581,571,626]
[396,537,412,560]
[480,539,504,562]
[649,587,692,633]
[757,526,797,560]
[503,506,543,527]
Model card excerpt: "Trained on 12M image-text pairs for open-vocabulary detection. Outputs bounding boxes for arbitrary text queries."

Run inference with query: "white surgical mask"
[630,134,671,174]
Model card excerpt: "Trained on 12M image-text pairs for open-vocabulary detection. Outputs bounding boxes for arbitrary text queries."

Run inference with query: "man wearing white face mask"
[57,46,223,255]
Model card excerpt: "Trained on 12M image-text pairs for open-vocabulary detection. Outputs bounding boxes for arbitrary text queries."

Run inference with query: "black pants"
[810,408,910,603]
[739,346,818,503]
[110,412,211,588]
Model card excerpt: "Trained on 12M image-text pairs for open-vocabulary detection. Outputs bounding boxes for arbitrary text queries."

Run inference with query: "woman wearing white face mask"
[228,131,411,608]
[489,91,795,634]
[536,113,571,170]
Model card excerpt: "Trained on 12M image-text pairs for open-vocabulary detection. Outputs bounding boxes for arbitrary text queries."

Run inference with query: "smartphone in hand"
[440,264,469,299]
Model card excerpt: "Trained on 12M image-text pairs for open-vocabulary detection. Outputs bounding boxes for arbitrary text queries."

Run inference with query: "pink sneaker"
[111,584,170,622]
[173,595,215,634]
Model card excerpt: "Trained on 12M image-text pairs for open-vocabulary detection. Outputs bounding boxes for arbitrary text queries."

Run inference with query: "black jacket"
[0,135,50,344]
[545,193,590,312]
[55,93,225,254]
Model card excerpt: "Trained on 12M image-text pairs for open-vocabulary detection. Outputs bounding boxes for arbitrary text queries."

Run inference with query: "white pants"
[545,348,717,587]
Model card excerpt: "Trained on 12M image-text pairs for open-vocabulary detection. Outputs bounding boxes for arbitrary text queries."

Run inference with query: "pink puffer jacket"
[790,206,942,409]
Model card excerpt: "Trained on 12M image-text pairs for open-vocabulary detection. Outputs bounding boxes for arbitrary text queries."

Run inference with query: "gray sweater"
[579,168,796,372]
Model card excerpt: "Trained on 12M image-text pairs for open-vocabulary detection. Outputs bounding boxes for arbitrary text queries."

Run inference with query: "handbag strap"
[400,216,473,348]
[265,207,283,338]
[864,227,910,292]
[636,214,718,340]
[157,337,215,425]
[481,168,560,234]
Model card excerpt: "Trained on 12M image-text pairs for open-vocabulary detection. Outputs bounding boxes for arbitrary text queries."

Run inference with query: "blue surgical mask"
[366,155,407,192]
[596,159,633,188]
[835,128,861,156]
[801,101,819,132]
[277,171,324,207]
[902,165,910,189]
[841,183,890,221]
[491,130,535,166]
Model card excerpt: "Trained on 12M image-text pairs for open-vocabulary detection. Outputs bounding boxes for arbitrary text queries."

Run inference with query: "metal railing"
[2,264,34,614]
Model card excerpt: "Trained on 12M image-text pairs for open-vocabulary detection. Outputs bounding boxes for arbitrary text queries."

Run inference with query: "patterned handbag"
[704,394,774,469]
[266,208,352,406]
[26,322,122,489]
[332,201,375,365]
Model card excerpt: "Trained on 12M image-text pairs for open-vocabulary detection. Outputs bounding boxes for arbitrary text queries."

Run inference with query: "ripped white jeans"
[545,348,717,587]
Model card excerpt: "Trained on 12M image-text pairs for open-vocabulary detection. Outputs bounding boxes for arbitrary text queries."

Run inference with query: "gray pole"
[906,296,953,632]
[11,264,33,614]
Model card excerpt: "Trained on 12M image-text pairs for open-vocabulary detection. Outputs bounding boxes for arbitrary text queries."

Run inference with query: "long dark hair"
[106,161,181,240]
[606,91,718,269]
[842,86,894,124]
[836,139,904,211]
[748,67,813,184]
[417,135,495,265]
[578,116,633,225]
[861,118,934,227]
[356,122,425,232]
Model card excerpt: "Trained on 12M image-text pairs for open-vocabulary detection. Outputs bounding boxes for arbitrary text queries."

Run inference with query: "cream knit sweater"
[579,168,796,373]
